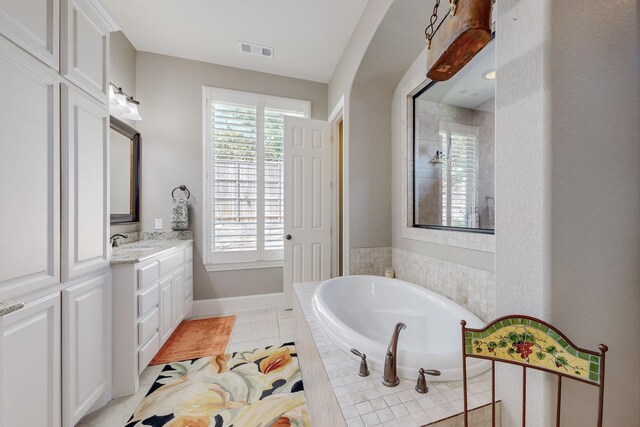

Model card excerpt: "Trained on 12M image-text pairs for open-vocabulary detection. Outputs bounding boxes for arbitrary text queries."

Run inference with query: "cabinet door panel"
[0,0,59,69]
[60,0,109,102]
[62,84,109,281]
[0,37,60,300]
[159,276,173,342]
[62,273,110,426]
[0,293,61,427]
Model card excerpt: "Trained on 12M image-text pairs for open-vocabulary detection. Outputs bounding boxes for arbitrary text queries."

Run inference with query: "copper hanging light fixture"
[426,0,492,81]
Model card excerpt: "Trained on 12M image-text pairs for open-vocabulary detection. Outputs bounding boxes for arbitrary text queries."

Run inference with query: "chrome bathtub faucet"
[382,322,406,387]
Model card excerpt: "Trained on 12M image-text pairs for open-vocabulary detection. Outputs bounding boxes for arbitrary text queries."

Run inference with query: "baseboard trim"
[192,292,283,316]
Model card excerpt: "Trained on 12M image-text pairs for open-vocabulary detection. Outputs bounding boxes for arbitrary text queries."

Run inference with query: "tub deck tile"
[294,282,495,426]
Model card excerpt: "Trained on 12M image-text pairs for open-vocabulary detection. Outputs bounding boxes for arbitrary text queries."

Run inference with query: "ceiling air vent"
[239,42,273,58]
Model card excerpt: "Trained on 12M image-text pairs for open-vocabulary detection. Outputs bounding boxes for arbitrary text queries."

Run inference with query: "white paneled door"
[283,118,332,308]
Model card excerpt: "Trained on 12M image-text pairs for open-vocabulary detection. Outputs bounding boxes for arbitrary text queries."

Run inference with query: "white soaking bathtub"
[311,275,490,381]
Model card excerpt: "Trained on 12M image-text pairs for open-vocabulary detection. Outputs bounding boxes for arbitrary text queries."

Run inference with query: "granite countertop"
[110,239,193,264]
[0,300,24,317]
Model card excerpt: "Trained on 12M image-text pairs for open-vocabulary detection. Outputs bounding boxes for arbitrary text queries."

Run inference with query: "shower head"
[429,150,446,164]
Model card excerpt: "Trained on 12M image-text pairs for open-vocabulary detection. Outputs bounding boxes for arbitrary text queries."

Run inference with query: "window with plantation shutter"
[204,87,310,270]
[440,122,478,228]
[211,102,258,252]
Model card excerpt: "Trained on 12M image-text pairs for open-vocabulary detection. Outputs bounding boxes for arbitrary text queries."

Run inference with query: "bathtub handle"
[415,368,442,394]
[350,348,370,377]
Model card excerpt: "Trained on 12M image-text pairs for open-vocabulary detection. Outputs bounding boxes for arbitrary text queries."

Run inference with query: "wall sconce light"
[109,83,142,121]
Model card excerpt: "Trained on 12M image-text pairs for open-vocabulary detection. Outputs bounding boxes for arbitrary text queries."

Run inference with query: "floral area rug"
[127,342,310,427]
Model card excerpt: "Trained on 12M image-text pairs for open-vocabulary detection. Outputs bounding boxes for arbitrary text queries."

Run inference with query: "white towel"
[171,198,189,230]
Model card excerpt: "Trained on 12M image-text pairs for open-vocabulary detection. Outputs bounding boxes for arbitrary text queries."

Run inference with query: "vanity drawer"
[138,332,160,374]
[138,284,159,317]
[138,262,159,290]
[138,308,159,347]
[184,246,193,261]
[159,251,184,276]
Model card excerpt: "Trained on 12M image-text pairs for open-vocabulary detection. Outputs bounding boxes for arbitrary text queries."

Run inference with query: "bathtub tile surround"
[294,283,493,426]
[350,247,393,275]
[393,248,495,321]
[314,276,490,382]
[349,247,495,322]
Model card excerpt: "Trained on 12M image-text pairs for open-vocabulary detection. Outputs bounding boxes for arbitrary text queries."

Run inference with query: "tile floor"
[77,308,292,426]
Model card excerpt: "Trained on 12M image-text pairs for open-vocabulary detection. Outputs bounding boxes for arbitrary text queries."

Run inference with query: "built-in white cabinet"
[0,0,60,69]
[60,0,110,103]
[62,273,111,426]
[61,84,109,282]
[0,36,61,301]
[0,0,114,425]
[112,243,193,397]
[0,293,61,427]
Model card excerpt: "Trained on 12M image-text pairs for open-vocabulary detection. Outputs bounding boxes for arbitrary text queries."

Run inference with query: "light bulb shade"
[121,101,142,121]
[109,87,130,113]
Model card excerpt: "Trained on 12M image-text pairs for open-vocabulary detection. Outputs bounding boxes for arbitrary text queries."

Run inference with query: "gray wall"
[547,0,639,424]
[346,0,429,251]
[328,0,392,110]
[109,31,139,234]
[135,52,328,300]
[496,0,640,425]
[109,31,137,122]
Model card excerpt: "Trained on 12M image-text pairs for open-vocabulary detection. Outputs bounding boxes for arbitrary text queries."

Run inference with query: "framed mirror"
[110,116,140,224]
[412,38,495,234]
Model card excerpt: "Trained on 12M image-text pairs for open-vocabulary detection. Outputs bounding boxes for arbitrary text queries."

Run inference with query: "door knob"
[285,234,292,240]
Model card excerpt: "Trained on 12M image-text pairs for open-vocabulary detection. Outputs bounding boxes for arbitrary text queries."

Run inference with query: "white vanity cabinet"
[0,293,61,427]
[62,273,111,427]
[112,242,193,398]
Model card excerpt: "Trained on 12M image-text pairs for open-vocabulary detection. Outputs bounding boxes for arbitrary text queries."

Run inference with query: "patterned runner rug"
[127,342,310,427]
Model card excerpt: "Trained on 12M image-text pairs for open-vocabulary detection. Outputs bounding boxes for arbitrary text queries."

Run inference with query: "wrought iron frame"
[461,315,608,427]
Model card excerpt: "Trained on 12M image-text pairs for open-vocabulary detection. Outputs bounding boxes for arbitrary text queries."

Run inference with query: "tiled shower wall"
[350,247,495,322]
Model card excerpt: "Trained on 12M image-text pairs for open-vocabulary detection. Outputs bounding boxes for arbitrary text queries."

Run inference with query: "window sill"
[205,260,284,272]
